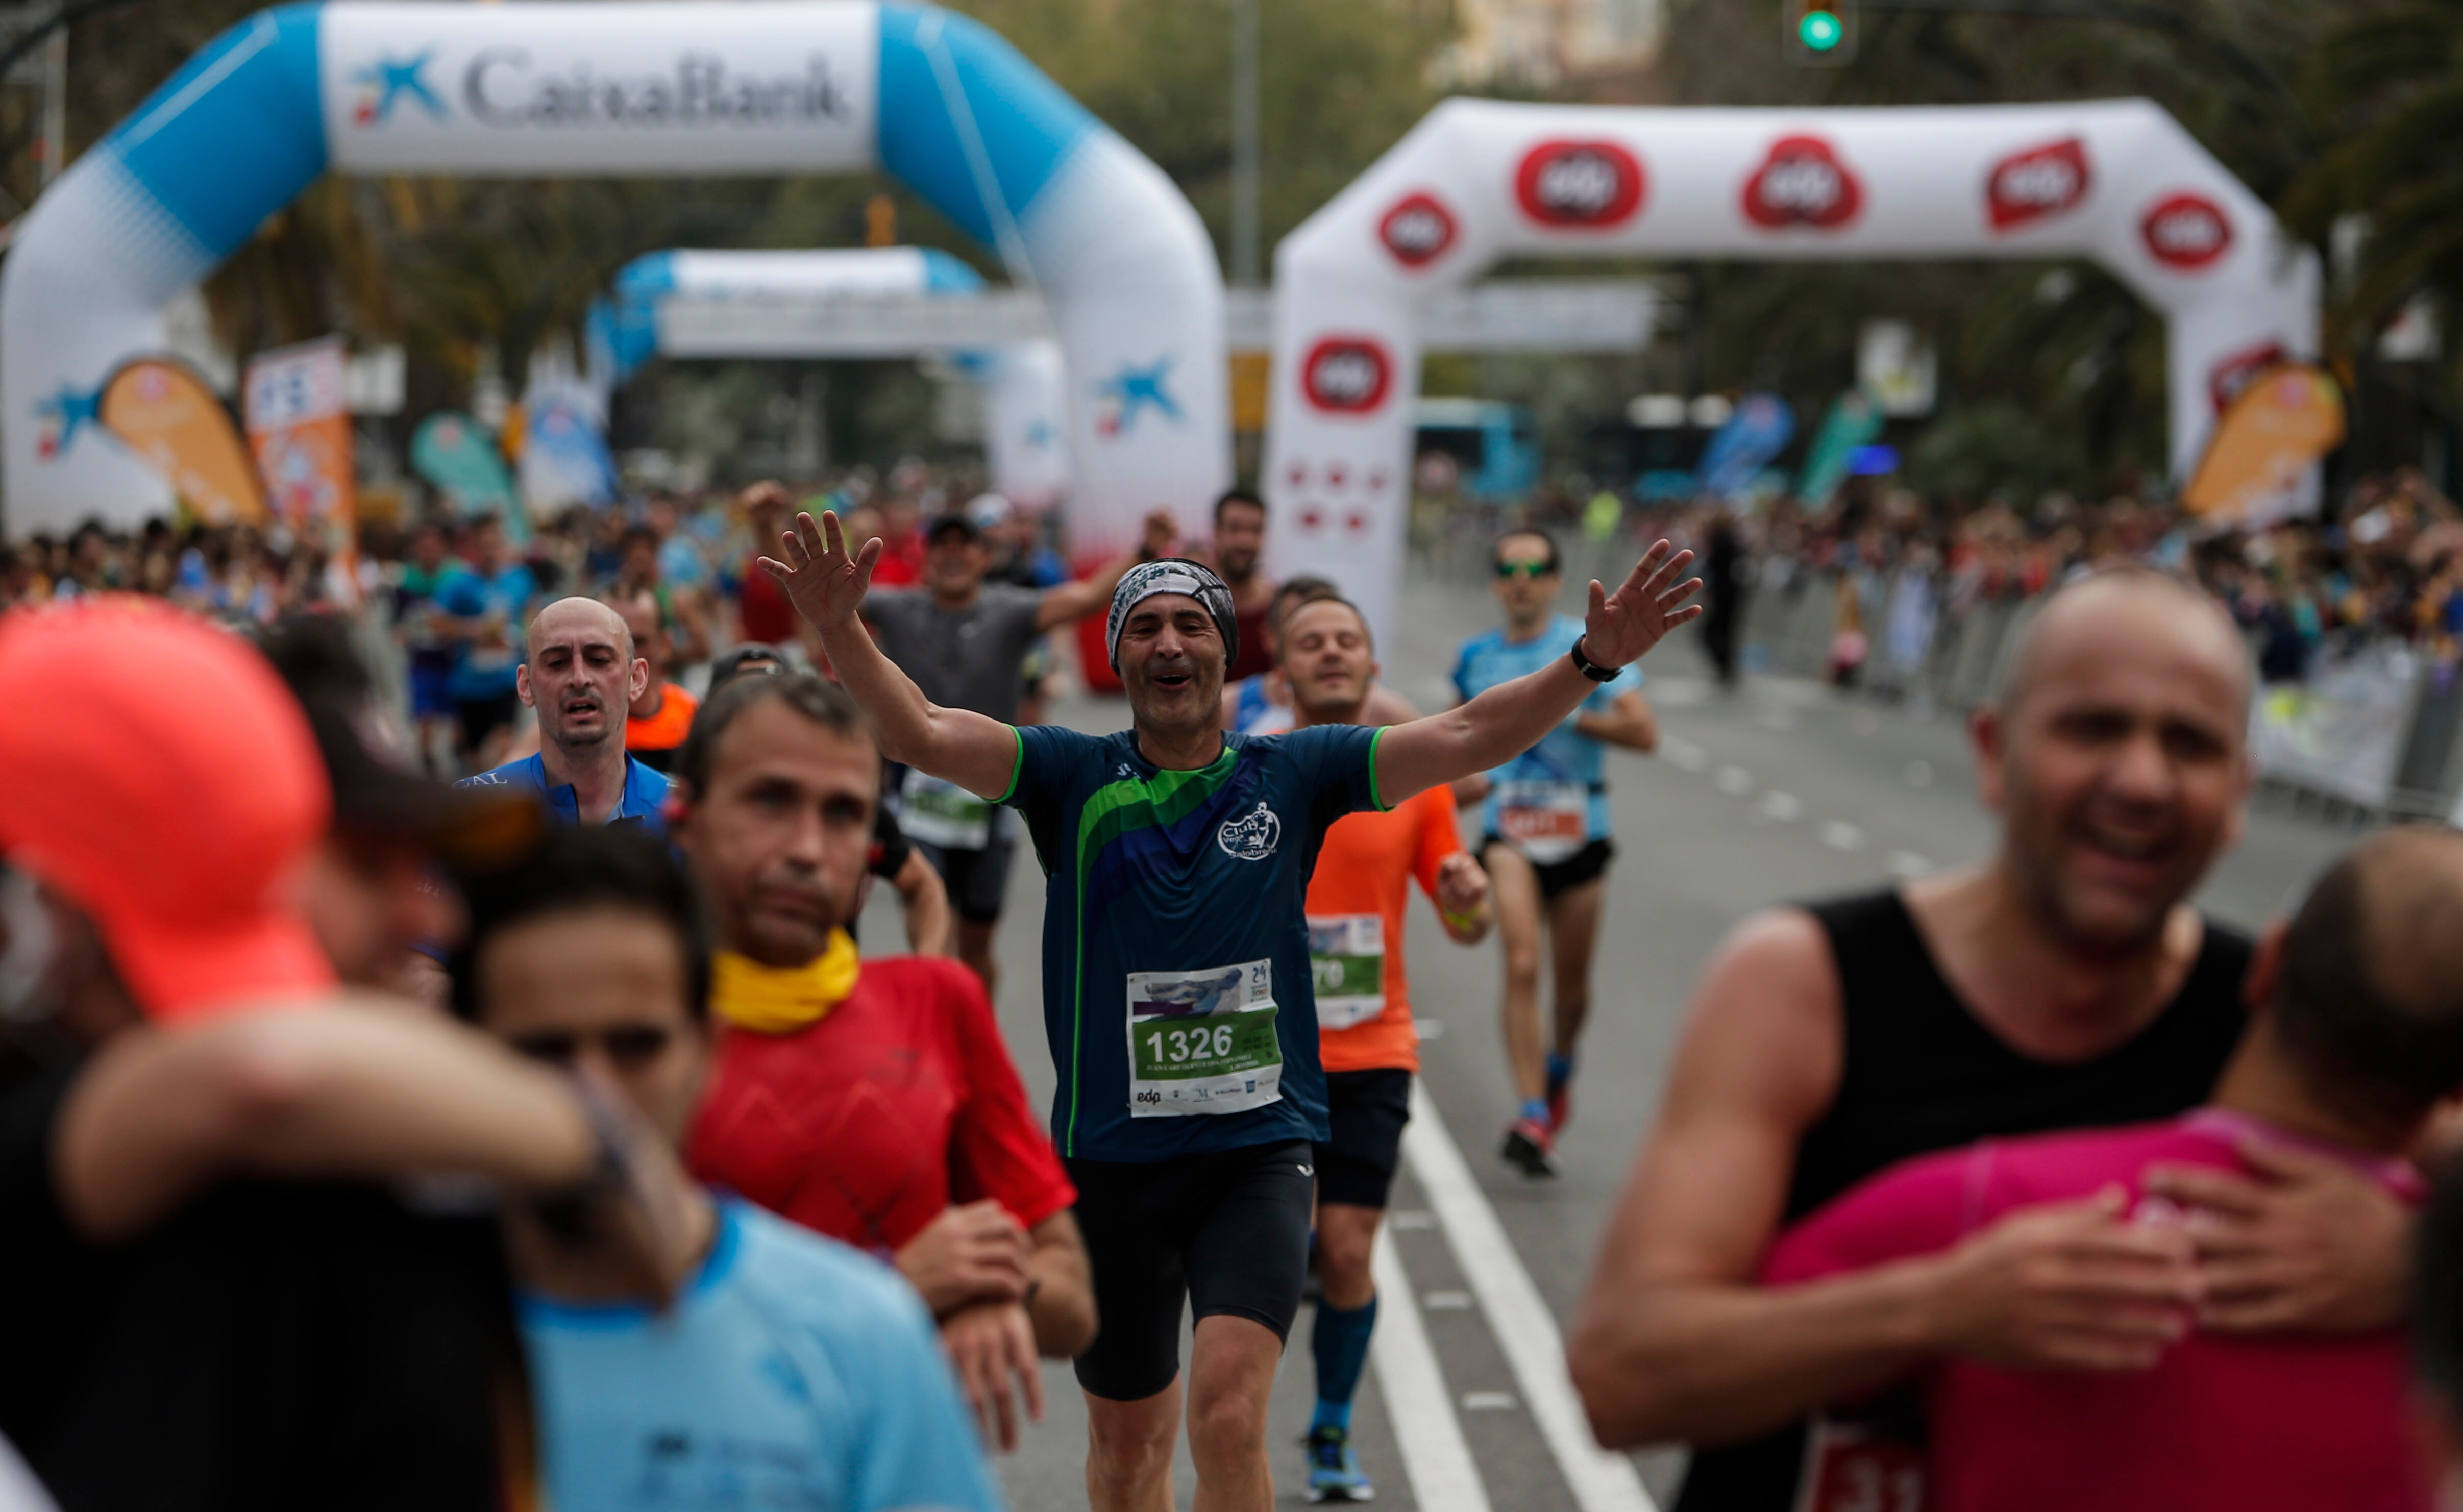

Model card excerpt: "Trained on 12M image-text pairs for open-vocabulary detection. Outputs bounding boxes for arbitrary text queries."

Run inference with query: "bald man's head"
[2273,826,2463,1137]
[517,596,645,756]
[1973,567,2253,952]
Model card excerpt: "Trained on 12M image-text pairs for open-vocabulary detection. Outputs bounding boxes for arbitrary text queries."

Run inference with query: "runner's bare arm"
[1577,689,1658,753]
[892,848,954,957]
[1375,541,1700,803]
[1033,510,1177,632]
[54,996,603,1242]
[1571,909,2202,1448]
[1025,1209,1099,1359]
[762,510,1021,799]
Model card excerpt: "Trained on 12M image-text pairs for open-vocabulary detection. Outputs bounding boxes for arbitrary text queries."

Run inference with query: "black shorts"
[455,693,520,750]
[913,827,1017,925]
[1065,1140,1316,1402]
[1483,835,1615,901]
[1313,1068,1412,1210]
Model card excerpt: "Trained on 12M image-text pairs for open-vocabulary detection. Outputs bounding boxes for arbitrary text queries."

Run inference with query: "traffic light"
[1785,0,1857,64]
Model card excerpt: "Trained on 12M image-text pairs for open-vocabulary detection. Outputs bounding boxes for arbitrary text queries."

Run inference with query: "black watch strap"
[1568,636,1619,683]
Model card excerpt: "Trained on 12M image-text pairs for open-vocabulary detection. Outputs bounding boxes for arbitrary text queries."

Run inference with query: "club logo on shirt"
[1217,802,1283,861]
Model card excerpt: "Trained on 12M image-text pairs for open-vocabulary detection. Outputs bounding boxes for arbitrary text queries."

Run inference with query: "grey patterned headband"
[1105,558,1239,671]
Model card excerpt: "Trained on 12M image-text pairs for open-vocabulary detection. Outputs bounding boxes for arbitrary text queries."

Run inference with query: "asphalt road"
[861,559,2360,1512]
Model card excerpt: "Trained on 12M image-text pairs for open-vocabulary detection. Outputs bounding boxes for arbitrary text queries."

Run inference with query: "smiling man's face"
[1117,591,1227,741]
[520,598,647,755]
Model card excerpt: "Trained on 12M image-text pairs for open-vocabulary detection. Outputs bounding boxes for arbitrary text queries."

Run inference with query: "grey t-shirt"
[862,585,1046,725]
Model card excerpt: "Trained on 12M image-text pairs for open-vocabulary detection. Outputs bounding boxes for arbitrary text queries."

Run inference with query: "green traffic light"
[1799,9,1843,48]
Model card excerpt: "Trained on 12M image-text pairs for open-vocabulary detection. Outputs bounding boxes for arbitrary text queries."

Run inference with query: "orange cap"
[0,598,334,1023]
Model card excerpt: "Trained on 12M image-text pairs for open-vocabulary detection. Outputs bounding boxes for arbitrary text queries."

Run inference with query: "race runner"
[762,508,1700,1512]
[671,672,1095,1452]
[1280,594,1492,1503]
[458,597,672,829]
[1222,577,1417,737]
[609,590,698,774]
[1454,528,1660,1177]
[863,505,1176,995]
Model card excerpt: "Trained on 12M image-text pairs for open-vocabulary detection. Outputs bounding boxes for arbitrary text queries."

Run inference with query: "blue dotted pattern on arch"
[876,4,1095,249]
[108,3,325,262]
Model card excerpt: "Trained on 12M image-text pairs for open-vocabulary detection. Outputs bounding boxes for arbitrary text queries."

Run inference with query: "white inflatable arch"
[1264,97,2319,641]
[2,1,1223,547]
[595,246,1071,507]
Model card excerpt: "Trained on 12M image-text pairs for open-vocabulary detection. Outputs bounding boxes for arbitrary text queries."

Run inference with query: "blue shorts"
[410,664,455,719]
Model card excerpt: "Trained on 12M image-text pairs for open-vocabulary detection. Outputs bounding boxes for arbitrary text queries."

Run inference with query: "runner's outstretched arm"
[1033,510,1177,632]
[1375,541,1701,804]
[761,511,1021,800]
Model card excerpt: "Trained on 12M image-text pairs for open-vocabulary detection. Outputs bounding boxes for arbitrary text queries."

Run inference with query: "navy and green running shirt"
[1001,722,1387,1161]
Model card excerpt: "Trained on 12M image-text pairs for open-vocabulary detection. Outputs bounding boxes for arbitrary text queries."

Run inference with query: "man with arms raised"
[460,597,670,828]
[671,672,1095,1452]
[764,509,1699,1512]
[450,826,1002,1512]
[1757,825,2463,1512]
[1280,594,1491,1502]
[864,506,1175,994]
[1568,569,2414,1510]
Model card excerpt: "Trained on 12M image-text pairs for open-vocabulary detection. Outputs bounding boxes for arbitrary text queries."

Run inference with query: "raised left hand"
[1140,508,1179,558]
[1581,539,1703,670]
[2143,1135,2413,1333]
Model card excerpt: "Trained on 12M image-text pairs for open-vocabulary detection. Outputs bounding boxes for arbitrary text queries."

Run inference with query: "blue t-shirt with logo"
[1001,723,1384,1162]
[1451,615,1642,849]
[458,752,671,831]
[437,561,537,701]
[519,1199,1002,1512]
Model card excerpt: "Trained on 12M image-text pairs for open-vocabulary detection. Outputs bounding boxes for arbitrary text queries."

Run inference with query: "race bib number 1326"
[1125,959,1283,1117]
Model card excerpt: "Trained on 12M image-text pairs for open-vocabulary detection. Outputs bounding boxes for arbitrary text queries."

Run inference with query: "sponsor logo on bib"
[1301,338,1392,415]
[1515,140,1645,228]
[1216,801,1283,861]
[1985,137,2089,231]
[2140,192,2231,271]
[1379,191,1458,267]
[1742,135,1862,230]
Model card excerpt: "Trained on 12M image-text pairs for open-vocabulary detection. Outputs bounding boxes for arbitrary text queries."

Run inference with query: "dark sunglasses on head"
[509,1025,676,1071]
[1494,560,1558,580]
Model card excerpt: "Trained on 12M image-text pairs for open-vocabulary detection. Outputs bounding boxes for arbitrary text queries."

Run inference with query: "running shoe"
[1304,1424,1375,1503]
[1546,1073,1574,1135]
[1500,1116,1561,1179]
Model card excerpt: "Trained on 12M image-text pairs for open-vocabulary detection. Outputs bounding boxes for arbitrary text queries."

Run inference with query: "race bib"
[1126,959,1283,1117]
[1794,1415,1925,1512]
[1308,914,1386,1031]
[900,769,994,850]
[1496,780,1589,865]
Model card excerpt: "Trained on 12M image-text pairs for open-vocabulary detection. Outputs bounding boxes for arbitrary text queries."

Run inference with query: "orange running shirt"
[1307,784,1467,1075]
[626,681,699,755]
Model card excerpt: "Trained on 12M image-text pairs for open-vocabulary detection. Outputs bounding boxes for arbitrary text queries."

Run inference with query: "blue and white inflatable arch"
[1,2,1224,549]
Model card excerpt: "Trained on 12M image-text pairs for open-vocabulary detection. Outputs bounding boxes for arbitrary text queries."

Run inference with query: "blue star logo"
[351,49,442,125]
[1095,357,1180,438]
[36,382,102,458]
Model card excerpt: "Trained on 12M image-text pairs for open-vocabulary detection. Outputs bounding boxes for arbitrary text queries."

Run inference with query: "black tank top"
[1673,888,2252,1512]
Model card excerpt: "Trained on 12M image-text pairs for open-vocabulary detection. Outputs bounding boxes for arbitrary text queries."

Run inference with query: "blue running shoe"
[1305,1424,1374,1503]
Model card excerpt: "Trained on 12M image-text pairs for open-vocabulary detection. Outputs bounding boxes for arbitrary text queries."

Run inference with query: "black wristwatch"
[1568,636,1619,683]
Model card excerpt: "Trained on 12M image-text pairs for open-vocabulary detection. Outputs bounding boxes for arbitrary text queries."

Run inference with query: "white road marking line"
[1403,1085,1659,1512]
[1371,1227,1493,1512]
[1759,791,1802,822]
[1820,821,1865,851]
[1422,1290,1475,1311]
[1389,1210,1437,1232]
[1890,850,1935,877]
[1661,736,1708,772]
[1461,1392,1520,1411]
[1715,764,1754,796]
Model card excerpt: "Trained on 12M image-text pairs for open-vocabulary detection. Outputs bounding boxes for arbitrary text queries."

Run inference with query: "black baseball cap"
[926,512,983,545]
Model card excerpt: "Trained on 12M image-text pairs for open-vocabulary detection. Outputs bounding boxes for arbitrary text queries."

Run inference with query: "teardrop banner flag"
[410,410,522,526]
[244,336,356,537]
[2182,363,2344,527]
[97,357,266,526]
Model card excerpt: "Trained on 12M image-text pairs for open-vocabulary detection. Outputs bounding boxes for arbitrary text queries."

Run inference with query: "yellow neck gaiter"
[711,931,861,1034]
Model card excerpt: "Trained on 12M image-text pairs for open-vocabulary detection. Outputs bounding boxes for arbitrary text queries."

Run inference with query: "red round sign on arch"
[1379,192,1458,267]
[1515,140,1646,229]
[1300,337,1393,415]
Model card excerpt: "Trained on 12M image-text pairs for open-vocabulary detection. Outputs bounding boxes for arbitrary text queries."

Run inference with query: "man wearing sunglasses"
[1452,528,1662,1178]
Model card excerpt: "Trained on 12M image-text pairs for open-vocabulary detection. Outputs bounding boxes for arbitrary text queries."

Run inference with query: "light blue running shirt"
[519,1199,1003,1512]
[1450,614,1642,860]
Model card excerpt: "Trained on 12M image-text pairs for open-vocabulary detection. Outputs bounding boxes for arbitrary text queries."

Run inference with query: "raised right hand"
[1923,1185,2201,1371]
[895,1199,1030,1317]
[758,509,880,634]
